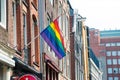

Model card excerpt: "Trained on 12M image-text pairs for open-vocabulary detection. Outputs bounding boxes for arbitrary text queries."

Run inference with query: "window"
[76,43,79,53]
[116,42,120,46]
[23,13,28,64]
[114,77,119,80]
[12,1,17,49]
[108,77,113,80]
[106,51,111,56]
[108,68,112,74]
[112,51,117,56]
[118,59,120,65]
[94,30,98,36]
[106,43,110,47]
[113,68,118,74]
[0,0,6,28]
[118,51,120,56]
[111,43,116,46]
[113,59,117,65]
[32,15,39,64]
[49,0,54,6]
[119,68,120,73]
[107,59,112,65]
[63,57,67,75]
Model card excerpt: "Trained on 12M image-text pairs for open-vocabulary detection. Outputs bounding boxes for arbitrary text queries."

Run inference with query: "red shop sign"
[18,74,37,80]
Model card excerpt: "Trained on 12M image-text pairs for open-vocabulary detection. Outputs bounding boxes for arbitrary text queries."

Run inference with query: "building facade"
[89,28,107,80]
[74,11,84,80]
[100,30,120,80]
[8,0,41,79]
[0,0,15,80]
[40,0,71,80]
[89,49,102,80]
[90,29,120,80]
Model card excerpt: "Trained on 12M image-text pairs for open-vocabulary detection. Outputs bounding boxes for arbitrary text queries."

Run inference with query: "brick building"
[100,30,120,80]
[90,29,120,80]
[40,0,71,80]
[7,0,41,79]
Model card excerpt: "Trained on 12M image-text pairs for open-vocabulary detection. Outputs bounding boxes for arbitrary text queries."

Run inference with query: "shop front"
[0,42,15,80]
[43,53,60,80]
[11,57,42,80]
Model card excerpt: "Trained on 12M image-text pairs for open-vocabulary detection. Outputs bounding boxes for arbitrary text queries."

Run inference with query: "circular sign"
[18,74,37,80]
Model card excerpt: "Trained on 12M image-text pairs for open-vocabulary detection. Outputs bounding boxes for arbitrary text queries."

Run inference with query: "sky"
[69,0,120,30]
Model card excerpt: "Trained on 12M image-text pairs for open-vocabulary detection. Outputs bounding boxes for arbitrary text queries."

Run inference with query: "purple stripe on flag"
[41,32,62,59]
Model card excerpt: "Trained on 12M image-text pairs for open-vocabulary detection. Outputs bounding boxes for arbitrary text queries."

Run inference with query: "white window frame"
[0,0,6,29]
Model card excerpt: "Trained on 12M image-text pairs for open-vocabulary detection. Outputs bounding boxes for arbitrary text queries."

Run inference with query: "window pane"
[117,42,120,46]
[0,0,6,28]
[114,77,119,80]
[113,59,117,65]
[112,51,117,56]
[118,51,120,56]
[108,68,112,74]
[107,59,112,65]
[106,51,111,56]
[111,43,115,46]
[106,43,110,47]
[113,68,118,74]
[118,59,120,65]
[119,68,120,73]
[108,77,113,80]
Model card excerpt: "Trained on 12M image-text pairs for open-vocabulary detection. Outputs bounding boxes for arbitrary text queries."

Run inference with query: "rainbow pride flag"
[40,19,66,59]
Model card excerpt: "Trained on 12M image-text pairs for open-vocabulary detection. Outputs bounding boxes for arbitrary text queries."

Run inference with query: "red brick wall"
[70,16,75,80]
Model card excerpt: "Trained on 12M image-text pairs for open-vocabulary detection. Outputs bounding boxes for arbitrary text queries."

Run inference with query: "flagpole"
[26,33,40,47]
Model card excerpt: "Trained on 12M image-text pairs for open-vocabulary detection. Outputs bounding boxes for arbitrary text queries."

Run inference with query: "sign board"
[18,74,37,80]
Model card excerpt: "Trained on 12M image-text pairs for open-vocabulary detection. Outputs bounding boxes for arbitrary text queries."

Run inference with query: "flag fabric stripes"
[40,19,66,59]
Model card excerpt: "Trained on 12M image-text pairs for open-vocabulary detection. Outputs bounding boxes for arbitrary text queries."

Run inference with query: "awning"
[13,57,42,79]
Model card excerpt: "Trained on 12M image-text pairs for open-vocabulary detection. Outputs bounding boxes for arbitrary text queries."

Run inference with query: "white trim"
[0,49,15,67]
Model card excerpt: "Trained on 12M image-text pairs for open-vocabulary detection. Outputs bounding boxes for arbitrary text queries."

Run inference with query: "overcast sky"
[69,0,120,30]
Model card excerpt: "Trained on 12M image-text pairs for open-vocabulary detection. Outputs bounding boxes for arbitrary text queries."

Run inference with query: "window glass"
[119,68,120,73]
[118,51,120,56]
[117,42,120,46]
[111,43,116,46]
[108,68,112,74]
[114,77,119,80]
[106,43,110,47]
[108,77,113,80]
[113,68,118,74]
[0,0,6,28]
[118,59,120,65]
[107,59,112,65]
[106,51,111,56]
[113,59,117,65]
[112,51,117,56]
